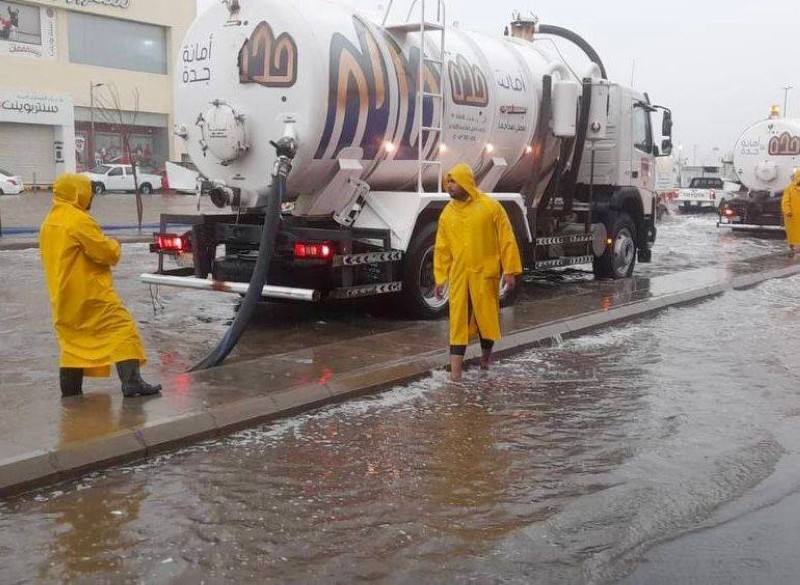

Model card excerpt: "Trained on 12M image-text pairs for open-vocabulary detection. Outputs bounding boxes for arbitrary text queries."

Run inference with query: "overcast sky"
[197,0,798,166]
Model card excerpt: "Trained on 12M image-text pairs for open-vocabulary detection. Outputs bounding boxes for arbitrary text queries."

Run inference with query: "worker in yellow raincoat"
[40,173,162,398]
[782,169,800,254]
[434,164,523,381]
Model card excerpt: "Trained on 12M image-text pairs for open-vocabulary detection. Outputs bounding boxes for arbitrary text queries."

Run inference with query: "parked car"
[82,164,161,195]
[0,167,23,195]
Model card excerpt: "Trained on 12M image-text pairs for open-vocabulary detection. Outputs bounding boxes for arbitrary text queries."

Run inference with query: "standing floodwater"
[1,262,799,583]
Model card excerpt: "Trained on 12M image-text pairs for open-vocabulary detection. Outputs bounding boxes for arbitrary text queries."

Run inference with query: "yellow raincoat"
[782,170,800,246]
[434,164,523,345]
[40,174,146,377]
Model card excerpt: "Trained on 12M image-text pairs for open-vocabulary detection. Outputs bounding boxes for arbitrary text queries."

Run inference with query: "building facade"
[0,0,195,186]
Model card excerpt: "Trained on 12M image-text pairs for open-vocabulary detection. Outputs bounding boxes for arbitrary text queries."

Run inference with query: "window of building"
[68,12,167,74]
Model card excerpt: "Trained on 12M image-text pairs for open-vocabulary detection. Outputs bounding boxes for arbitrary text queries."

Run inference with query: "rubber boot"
[116,360,162,397]
[60,368,84,397]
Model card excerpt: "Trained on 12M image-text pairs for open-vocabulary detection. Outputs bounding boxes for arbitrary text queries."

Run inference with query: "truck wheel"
[140,183,153,195]
[93,182,105,195]
[402,222,448,319]
[593,212,637,279]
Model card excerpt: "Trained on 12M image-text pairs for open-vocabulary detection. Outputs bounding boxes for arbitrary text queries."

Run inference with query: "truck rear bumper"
[140,273,321,302]
[716,221,785,232]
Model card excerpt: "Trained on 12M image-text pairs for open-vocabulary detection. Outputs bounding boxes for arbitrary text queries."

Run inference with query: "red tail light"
[294,242,334,260]
[154,233,192,254]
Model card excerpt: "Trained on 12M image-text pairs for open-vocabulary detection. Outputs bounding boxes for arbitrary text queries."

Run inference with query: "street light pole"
[782,84,793,118]
[89,82,104,169]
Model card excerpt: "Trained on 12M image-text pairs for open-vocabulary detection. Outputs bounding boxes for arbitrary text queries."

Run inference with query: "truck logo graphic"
[238,21,298,88]
[768,132,800,156]
[315,16,441,161]
[448,55,489,108]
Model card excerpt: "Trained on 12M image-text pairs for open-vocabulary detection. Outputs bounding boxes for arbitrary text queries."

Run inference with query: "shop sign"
[0,1,57,60]
[63,0,130,8]
[26,0,130,10]
[0,91,73,126]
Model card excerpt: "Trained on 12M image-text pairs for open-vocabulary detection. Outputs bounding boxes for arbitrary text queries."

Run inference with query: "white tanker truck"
[142,0,673,319]
[718,112,800,231]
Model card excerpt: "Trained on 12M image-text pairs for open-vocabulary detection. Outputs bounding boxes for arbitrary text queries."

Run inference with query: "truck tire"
[593,212,637,279]
[402,222,518,318]
[140,183,153,195]
[93,182,105,195]
[402,222,448,319]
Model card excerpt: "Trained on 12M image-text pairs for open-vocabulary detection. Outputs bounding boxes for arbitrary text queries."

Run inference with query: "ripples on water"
[2,268,800,584]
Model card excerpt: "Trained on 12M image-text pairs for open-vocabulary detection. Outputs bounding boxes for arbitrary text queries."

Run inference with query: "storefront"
[0,90,75,186]
[73,117,169,173]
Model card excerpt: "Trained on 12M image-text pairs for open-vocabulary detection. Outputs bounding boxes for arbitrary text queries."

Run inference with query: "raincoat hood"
[53,173,93,211]
[446,164,479,202]
[793,169,800,188]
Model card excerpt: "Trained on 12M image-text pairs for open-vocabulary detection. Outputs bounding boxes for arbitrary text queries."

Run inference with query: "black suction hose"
[536,24,608,80]
[191,136,297,371]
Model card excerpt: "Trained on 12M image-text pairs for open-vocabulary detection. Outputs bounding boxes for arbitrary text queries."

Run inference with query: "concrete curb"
[2,261,800,498]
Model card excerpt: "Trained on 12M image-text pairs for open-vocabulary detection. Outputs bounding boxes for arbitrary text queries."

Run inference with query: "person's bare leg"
[450,355,464,381]
[480,347,492,370]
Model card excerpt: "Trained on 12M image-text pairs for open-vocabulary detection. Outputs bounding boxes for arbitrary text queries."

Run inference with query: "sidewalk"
[1,252,798,497]
[0,191,223,250]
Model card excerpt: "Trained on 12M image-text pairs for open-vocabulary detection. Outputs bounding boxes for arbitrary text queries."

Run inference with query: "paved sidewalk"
[1,253,798,497]
[0,192,224,250]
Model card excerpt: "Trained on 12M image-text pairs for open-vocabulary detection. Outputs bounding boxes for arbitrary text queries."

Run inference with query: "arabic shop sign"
[63,0,130,9]
[0,92,73,126]
[28,0,130,9]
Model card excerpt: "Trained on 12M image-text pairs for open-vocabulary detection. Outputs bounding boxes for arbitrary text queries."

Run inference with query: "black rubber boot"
[116,360,162,397]
[60,368,84,397]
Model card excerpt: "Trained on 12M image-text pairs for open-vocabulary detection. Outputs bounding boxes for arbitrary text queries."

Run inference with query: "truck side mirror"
[660,139,673,157]
[662,111,673,137]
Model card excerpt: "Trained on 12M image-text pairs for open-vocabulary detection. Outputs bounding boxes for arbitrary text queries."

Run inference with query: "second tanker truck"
[718,110,800,231]
[143,0,673,320]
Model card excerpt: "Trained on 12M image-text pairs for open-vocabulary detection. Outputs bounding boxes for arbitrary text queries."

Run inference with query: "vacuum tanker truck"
[718,111,800,231]
[142,0,673,318]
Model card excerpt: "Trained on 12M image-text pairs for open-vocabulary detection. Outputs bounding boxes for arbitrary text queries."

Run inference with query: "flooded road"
[1,216,799,583]
[0,212,787,400]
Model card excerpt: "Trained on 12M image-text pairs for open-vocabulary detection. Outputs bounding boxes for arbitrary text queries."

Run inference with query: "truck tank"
[734,117,800,193]
[177,0,576,215]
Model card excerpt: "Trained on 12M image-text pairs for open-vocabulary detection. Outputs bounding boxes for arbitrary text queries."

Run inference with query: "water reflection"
[39,480,147,582]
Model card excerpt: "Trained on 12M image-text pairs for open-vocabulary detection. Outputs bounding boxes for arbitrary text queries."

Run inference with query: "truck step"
[535,234,595,246]
[385,22,445,33]
[532,255,594,270]
[328,281,403,300]
[333,250,403,267]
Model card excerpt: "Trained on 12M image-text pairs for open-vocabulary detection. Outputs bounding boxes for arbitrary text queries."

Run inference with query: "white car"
[83,164,161,195]
[0,167,23,195]
[674,177,730,212]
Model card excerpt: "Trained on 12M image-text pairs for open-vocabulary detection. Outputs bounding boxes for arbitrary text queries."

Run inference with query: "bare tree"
[93,84,145,231]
